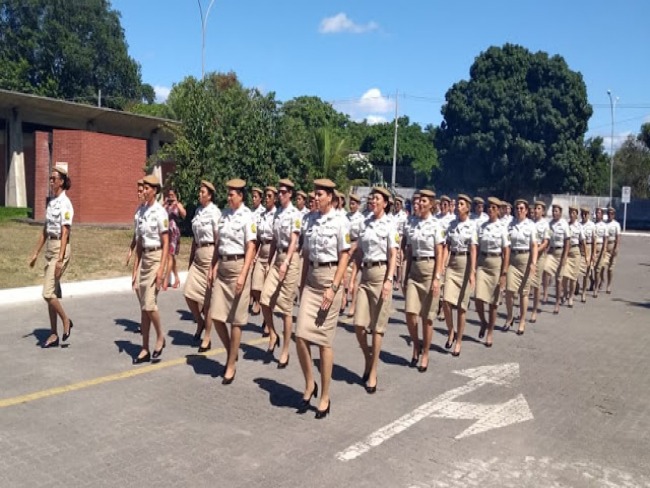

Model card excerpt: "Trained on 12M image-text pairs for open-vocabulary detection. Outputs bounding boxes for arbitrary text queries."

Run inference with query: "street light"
[607,89,618,205]
[197,0,216,80]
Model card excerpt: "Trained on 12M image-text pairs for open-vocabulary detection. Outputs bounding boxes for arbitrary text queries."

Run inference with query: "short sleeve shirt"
[218,205,256,256]
[273,203,301,250]
[358,213,400,262]
[478,220,510,253]
[191,202,221,245]
[533,218,551,245]
[581,220,596,244]
[393,210,408,237]
[257,207,276,243]
[347,210,365,242]
[508,218,535,250]
[305,210,351,263]
[446,218,479,253]
[45,191,74,237]
[135,201,169,248]
[408,214,444,258]
[549,219,571,248]
[607,220,621,243]
[568,221,584,246]
[594,221,608,244]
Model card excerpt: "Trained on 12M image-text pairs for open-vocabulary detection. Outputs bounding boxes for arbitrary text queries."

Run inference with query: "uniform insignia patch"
[251,223,257,233]
[295,219,301,229]
[394,233,400,243]
[164,219,169,227]
[345,233,351,244]
[64,212,70,220]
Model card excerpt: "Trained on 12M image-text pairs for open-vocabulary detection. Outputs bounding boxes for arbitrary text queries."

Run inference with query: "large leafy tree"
[613,125,650,199]
[437,44,593,198]
[0,0,149,109]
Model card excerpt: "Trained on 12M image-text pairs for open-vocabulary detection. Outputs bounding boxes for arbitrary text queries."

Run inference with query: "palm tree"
[310,127,367,193]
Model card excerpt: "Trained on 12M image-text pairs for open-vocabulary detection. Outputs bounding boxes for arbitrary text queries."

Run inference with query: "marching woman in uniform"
[251,186,277,329]
[475,197,510,347]
[579,207,596,303]
[504,199,538,336]
[560,206,585,307]
[592,207,609,298]
[296,179,351,418]
[353,187,399,392]
[183,180,221,351]
[163,188,186,289]
[131,175,169,363]
[441,194,478,357]
[543,204,570,315]
[403,189,444,371]
[209,179,257,384]
[260,179,302,368]
[29,164,75,348]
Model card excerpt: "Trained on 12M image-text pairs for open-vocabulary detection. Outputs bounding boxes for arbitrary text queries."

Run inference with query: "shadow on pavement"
[612,298,650,309]
[168,329,196,347]
[185,354,224,378]
[253,377,302,409]
[114,318,140,334]
[176,309,194,321]
[23,328,52,347]
[312,357,363,385]
[379,349,409,367]
[241,342,271,364]
[114,340,141,361]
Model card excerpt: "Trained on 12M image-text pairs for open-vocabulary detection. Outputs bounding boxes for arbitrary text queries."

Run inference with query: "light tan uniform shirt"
[446,219,479,252]
[217,205,256,256]
[273,202,301,250]
[191,202,221,244]
[358,214,400,262]
[135,201,169,248]
[478,220,510,253]
[304,210,351,263]
[407,214,444,257]
[46,191,74,237]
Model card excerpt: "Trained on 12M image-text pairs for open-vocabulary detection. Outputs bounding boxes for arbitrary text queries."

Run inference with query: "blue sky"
[112,0,649,150]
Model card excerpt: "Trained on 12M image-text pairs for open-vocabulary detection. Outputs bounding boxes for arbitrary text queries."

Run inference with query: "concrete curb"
[0,271,188,307]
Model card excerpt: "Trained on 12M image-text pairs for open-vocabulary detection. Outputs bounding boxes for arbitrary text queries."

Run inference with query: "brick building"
[0,89,176,224]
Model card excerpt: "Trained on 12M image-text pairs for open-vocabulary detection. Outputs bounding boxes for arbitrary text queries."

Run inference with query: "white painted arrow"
[336,363,533,462]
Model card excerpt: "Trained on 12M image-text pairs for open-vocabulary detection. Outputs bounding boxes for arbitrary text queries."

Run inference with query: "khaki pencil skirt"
[183,244,214,308]
[544,248,564,275]
[296,264,343,347]
[405,257,437,321]
[210,258,251,325]
[475,254,502,305]
[354,263,391,334]
[252,242,271,292]
[443,254,472,311]
[561,246,581,281]
[260,252,300,315]
[594,244,609,271]
[530,253,547,289]
[506,252,533,296]
[606,243,617,271]
[580,245,593,276]
[42,240,71,299]
[138,249,162,312]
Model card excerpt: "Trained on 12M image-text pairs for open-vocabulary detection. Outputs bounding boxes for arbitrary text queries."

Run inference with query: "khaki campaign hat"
[136,179,144,186]
[395,195,404,203]
[473,196,485,204]
[514,198,529,207]
[487,196,501,207]
[349,193,361,203]
[440,195,451,203]
[534,200,546,209]
[53,164,68,176]
[296,190,307,198]
[278,178,295,189]
[251,186,263,196]
[226,178,246,190]
[313,178,336,190]
[419,189,435,199]
[265,186,278,194]
[372,187,392,200]
[552,203,563,210]
[200,180,215,193]
[143,174,161,188]
[569,205,579,213]
[580,206,591,214]
[457,193,472,205]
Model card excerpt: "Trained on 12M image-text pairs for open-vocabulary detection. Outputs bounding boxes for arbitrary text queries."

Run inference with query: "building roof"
[0,89,177,142]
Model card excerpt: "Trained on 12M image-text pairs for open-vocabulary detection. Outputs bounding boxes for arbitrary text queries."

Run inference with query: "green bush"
[0,207,32,221]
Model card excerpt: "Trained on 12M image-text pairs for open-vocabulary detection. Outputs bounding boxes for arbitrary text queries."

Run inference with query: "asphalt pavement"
[1,236,649,487]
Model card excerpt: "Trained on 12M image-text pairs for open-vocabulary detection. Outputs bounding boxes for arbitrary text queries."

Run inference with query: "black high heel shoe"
[502,319,514,332]
[409,348,421,368]
[62,320,74,342]
[297,382,318,413]
[267,335,280,355]
[478,325,486,339]
[198,341,211,353]
[445,332,456,350]
[315,400,331,419]
[133,350,151,364]
[42,335,59,348]
[222,371,236,385]
[365,378,378,394]
[277,356,290,369]
[152,339,166,359]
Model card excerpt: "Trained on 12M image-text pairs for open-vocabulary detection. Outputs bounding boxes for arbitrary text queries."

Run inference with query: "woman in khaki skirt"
[441,194,478,357]
[475,197,510,347]
[353,187,399,392]
[403,189,443,371]
[209,179,257,384]
[251,186,277,330]
[184,180,221,350]
[529,201,550,324]
[560,206,585,307]
[29,164,75,348]
[579,207,596,303]
[260,179,302,368]
[543,204,570,314]
[131,174,170,363]
[505,199,538,335]
[296,179,351,418]
[591,207,609,298]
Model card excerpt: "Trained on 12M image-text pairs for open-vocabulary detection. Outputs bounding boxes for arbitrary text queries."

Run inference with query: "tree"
[613,129,650,199]
[282,96,350,132]
[0,0,149,109]
[437,44,593,198]
[582,137,609,195]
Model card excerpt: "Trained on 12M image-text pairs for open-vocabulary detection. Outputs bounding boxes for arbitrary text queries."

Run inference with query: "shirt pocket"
[318,226,337,248]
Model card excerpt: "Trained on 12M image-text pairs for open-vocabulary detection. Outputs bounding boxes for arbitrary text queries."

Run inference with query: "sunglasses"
[278,189,289,195]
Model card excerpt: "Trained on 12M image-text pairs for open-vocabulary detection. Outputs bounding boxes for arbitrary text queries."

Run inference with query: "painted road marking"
[336,363,533,462]
[0,337,267,409]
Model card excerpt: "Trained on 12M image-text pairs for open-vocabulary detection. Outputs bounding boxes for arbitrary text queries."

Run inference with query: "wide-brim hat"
[457,194,472,205]
[226,178,246,190]
[349,193,361,203]
[372,187,392,200]
[473,196,484,204]
[487,196,501,207]
[419,189,435,199]
[314,178,336,190]
[200,180,215,193]
[143,174,161,187]
[278,178,295,189]
[534,200,546,209]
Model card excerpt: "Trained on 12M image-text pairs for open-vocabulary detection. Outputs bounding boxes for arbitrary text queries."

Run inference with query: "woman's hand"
[321,286,335,310]
[381,280,392,301]
[235,274,245,295]
[431,277,440,296]
[278,261,288,281]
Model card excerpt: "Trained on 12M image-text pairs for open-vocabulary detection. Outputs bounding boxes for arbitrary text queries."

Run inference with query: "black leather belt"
[551,247,564,252]
[451,251,468,256]
[412,256,434,262]
[144,246,161,252]
[362,260,387,268]
[48,235,61,240]
[310,261,339,268]
[481,251,502,256]
[570,244,579,248]
[260,239,272,245]
[220,254,245,261]
[198,242,214,247]
[512,249,530,255]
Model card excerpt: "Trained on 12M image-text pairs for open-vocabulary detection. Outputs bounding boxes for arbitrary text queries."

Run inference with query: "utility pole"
[391,90,398,192]
[607,89,618,205]
[197,0,217,80]
[98,89,101,107]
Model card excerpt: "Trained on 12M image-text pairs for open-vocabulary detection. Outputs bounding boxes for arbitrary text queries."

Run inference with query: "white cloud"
[154,85,171,103]
[334,88,395,123]
[601,131,632,153]
[319,13,379,34]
